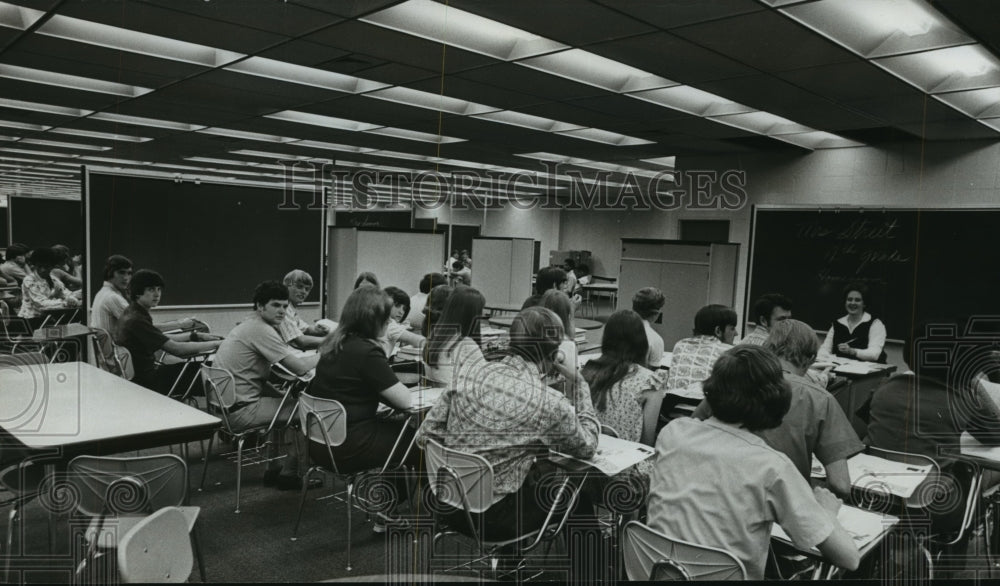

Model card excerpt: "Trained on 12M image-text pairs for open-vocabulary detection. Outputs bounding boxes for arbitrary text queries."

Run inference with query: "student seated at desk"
[422,285,485,386]
[863,320,1000,533]
[0,243,29,284]
[278,269,330,350]
[582,310,665,475]
[306,287,419,479]
[820,282,887,363]
[539,289,579,390]
[116,270,223,395]
[420,284,454,335]
[408,272,448,332]
[50,244,82,291]
[521,266,580,310]
[17,247,81,328]
[632,287,666,368]
[693,321,864,498]
[382,286,425,360]
[648,345,860,580]
[213,280,320,490]
[743,293,793,346]
[91,255,200,336]
[665,304,736,392]
[415,306,600,541]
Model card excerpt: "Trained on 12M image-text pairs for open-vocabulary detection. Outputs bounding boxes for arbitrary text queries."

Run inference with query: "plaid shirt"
[665,335,731,391]
[416,354,600,497]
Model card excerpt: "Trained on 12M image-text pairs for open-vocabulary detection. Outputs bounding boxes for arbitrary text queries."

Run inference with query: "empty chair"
[90,327,134,380]
[66,454,205,582]
[117,507,193,583]
[622,520,746,581]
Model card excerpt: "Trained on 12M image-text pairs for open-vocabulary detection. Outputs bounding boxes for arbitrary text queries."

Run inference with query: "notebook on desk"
[550,434,654,476]
[848,453,932,499]
[772,506,898,554]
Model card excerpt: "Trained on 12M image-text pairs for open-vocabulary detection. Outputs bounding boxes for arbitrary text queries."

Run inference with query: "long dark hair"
[424,285,485,366]
[320,287,393,356]
[581,309,649,411]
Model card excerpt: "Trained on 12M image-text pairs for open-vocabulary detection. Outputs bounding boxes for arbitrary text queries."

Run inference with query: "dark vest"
[832,317,886,363]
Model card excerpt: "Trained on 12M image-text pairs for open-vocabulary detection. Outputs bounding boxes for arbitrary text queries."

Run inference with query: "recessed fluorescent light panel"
[0,98,92,117]
[0,2,44,30]
[227,57,387,94]
[519,49,677,93]
[873,44,1000,93]
[365,87,498,116]
[361,0,566,61]
[197,127,298,143]
[266,110,379,132]
[707,111,813,136]
[48,128,152,142]
[0,64,151,97]
[36,14,243,66]
[554,127,654,146]
[89,112,207,131]
[630,85,754,117]
[471,109,584,133]
[781,0,971,59]
[934,87,1000,119]
[364,126,466,144]
[774,131,864,149]
[0,119,50,132]
[19,138,110,151]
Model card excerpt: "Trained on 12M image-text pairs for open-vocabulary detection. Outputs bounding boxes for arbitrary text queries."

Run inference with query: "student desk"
[0,361,220,459]
[483,301,523,316]
[487,316,603,330]
[941,433,1000,557]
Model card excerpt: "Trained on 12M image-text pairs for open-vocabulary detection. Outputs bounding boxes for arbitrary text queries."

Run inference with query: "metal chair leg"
[192,525,207,582]
[235,437,245,514]
[346,479,353,571]
[198,433,214,492]
[291,467,317,540]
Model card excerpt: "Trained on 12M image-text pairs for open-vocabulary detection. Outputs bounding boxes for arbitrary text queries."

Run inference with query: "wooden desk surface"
[1,361,219,456]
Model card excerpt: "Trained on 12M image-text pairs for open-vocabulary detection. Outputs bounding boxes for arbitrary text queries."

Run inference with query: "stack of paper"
[410,386,444,410]
[667,381,704,400]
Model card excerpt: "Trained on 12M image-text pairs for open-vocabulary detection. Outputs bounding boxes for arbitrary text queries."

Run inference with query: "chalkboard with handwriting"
[748,208,1000,340]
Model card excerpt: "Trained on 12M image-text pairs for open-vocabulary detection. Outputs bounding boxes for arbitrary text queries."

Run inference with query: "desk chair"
[117,507,192,583]
[200,365,297,513]
[423,438,581,579]
[0,460,45,583]
[855,447,979,580]
[291,393,413,571]
[90,328,133,380]
[621,520,746,580]
[67,454,205,583]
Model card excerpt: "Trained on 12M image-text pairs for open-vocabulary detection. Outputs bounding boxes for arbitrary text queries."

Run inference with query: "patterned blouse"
[592,364,666,477]
[665,335,731,391]
[415,353,600,497]
[18,272,74,319]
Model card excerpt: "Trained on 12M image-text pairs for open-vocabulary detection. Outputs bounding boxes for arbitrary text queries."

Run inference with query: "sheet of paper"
[551,433,654,476]
[667,381,704,400]
[772,506,897,553]
[410,386,444,410]
[833,361,879,375]
[848,453,931,499]
[960,431,1000,461]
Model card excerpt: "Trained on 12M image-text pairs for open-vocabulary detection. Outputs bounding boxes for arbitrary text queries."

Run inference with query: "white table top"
[1,361,219,453]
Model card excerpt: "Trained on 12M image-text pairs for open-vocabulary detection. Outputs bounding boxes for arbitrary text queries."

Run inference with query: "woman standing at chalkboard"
[819,283,887,363]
